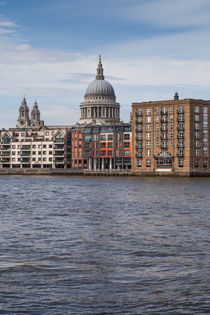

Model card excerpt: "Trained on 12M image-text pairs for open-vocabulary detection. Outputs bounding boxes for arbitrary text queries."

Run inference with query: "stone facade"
[80,56,120,124]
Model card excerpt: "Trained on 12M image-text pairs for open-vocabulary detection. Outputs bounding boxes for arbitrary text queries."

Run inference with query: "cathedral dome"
[85,79,115,97]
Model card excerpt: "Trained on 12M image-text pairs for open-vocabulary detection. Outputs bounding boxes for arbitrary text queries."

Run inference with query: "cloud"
[121,0,210,29]
[1,1,210,128]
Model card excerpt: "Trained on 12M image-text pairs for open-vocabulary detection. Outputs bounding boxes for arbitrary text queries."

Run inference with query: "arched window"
[2,134,11,144]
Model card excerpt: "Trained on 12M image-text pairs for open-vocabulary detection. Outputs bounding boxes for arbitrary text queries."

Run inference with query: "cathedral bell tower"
[30,99,41,128]
[16,96,30,128]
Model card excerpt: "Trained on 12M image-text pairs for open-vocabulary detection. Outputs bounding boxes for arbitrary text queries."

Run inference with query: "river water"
[0,176,209,314]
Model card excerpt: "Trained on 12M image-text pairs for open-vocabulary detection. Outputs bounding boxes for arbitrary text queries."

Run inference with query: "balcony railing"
[136,152,142,158]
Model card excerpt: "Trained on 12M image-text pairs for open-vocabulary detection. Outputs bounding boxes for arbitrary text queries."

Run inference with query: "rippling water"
[0,176,209,314]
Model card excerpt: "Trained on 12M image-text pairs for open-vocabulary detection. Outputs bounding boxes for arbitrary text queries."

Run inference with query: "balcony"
[177,126,184,131]
[136,111,143,117]
[136,143,143,149]
[21,152,31,156]
[161,109,168,115]
[136,118,143,124]
[54,145,64,150]
[177,108,184,114]
[21,145,31,150]
[177,143,184,148]
[54,153,64,158]
[1,152,10,156]
[21,158,31,162]
[177,117,184,122]
[136,152,142,158]
[136,126,143,132]
[161,127,168,132]
[161,136,168,140]
[1,146,10,151]
[177,134,184,139]
[177,153,184,158]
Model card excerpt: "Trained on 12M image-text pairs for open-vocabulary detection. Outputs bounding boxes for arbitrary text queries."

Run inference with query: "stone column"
[102,158,104,170]
[89,158,92,170]
[97,107,100,118]
[94,158,97,171]
[109,158,112,170]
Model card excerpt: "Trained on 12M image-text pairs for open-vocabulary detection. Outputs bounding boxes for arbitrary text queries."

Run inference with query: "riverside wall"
[0,168,210,176]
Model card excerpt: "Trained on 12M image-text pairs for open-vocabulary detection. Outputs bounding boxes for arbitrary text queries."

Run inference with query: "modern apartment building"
[132,93,210,175]
[71,123,132,170]
[0,98,71,169]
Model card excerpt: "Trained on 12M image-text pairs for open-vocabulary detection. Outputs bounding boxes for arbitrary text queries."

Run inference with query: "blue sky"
[1,0,210,127]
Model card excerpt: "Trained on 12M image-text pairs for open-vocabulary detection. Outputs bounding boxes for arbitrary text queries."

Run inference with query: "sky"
[1,0,210,127]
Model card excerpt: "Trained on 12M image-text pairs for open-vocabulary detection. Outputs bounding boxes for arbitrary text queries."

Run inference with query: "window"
[108,134,113,141]
[170,107,173,113]
[124,150,130,156]
[179,159,184,167]
[156,141,159,147]
[156,108,159,114]
[146,142,151,147]
[108,150,113,156]
[195,123,199,130]
[195,132,199,139]
[194,106,199,113]
[108,142,113,148]
[49,158,52,161]
[43,151,47,155]
[100,142,106,148]
[156,116,159,122]
[124,142,130,148]
[170,133,173,138]
[170,140,173,146]
[146,125,151,131]
[195,141,199,147]
[45,132,49,136]
[100,135,106,141]
[146,159,151,167]
[170,123,173,130]
[12,145,16,149]
[156,124,159,130]
[146,108,151,115]
[146,150,151,156]
[195,149,199,157]
[12,158,15,162]
[146,116,151,123]
[38,151,41,155]
[194,115,199,121]
[170,115,173,121]
[32,158,36,161]
[156,133,159,139]
[146,133,151,140]
[203,107,208,114]
[32,151,36,155]
[12,151,15,155]
[203,159,207,168]
[43,145,47,148]
[162,123,167,131]
[2,134,11,144]
[137,159,142,167]
[137,109,142,115]
[195,159,199,167]
[43,157,47,161]
[124,134,130,140]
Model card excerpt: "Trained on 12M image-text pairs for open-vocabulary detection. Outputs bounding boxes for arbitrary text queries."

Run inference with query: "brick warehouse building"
[132,93,210,175]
